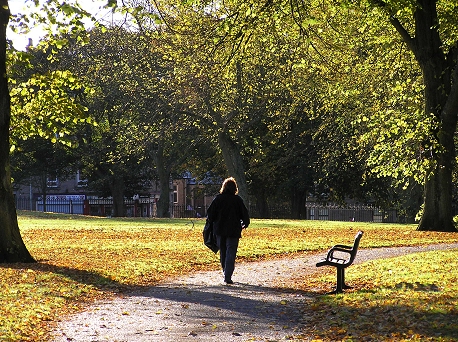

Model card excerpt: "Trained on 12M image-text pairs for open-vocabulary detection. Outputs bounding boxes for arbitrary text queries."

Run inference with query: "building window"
[47,173,58,188]
[76,170,88,187]
[173,185,178,203]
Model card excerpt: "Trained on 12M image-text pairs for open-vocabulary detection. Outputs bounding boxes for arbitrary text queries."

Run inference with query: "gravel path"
[53,243,458,342]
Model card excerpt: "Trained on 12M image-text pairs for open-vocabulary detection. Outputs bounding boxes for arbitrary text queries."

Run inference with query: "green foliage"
[7,0,458,225]
[437,1,458,49]
[364,111,440,186]
[8,0,96,52]
[10,70,91,147]
[56,26,199,204]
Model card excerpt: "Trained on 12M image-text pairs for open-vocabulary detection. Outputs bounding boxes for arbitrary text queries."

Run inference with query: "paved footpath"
[53,244,458,342]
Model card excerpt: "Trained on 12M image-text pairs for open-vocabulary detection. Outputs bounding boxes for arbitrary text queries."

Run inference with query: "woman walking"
[207,177,250,284]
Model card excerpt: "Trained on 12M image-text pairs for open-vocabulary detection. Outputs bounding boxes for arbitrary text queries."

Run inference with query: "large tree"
[54,23,204,217]
[57,27,155,217]
[365,0,458,231]
[0,1,34,262]
[286,0,457,229]
[1,0,108,261]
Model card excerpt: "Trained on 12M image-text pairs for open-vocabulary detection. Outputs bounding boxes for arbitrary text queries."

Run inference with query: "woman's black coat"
[207,193,250,238]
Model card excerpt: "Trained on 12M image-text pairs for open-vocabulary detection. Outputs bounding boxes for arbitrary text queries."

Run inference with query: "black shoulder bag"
[203,219,219,253]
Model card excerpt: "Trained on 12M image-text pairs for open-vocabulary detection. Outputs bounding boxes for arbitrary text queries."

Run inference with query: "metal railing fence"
[14,196,399,222]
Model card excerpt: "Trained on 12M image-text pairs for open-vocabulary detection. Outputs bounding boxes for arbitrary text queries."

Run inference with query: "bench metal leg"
[342,269,353,290]
[328,268,353,295]
[336,268,344,293]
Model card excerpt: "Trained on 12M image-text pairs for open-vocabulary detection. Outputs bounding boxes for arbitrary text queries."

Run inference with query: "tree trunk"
[218,131,249,202]
[155,143,171,218]
[388,0,458,231]
[417,72,457,232]
[291,186,307,219]
[413,2,458,232]
[419,170,454,231]
[40,172,48,212]
[109,176,125,217]
[0,1,35,263]
[254,191,270,218]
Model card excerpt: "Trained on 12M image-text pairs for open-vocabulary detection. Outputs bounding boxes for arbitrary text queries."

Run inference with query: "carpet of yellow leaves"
[0,211,456,341]
[284,251,458,341]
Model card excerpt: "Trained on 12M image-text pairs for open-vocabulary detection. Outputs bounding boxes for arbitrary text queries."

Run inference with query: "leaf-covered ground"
[1,211,457,341]
[281,251,458,341]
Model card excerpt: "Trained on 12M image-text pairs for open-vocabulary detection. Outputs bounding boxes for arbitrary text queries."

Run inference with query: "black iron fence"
[169,205,207,219]
[15,196,34,211]
[305,204,397,223]
[247,204,397,222]
[14,196,399,223]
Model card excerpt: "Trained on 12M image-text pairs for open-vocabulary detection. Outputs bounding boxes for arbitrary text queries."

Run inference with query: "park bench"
[316,230,364,294]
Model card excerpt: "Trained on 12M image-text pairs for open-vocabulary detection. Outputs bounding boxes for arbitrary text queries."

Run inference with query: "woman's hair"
[220,177,238,195]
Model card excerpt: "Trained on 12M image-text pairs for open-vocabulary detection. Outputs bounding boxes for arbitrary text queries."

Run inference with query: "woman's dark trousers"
[217,235,239,282]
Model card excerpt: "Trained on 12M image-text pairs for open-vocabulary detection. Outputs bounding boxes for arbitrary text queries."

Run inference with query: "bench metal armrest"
[332,244,353,250]
[327,246,352,260]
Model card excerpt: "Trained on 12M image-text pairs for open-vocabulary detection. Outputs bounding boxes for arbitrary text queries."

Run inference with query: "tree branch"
[388,15,417,53]
[370,0,417,54]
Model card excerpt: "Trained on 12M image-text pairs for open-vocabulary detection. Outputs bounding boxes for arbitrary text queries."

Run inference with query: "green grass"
[0,211,456,341]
